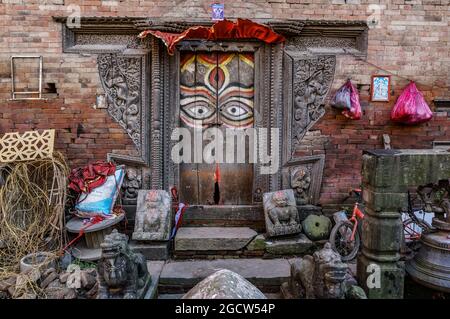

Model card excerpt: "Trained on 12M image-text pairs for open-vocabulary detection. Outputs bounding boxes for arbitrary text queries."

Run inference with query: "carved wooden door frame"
[163,40,283,204]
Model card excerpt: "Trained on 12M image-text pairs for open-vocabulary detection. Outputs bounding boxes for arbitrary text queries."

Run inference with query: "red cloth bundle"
[68,161,116,194]
[139,19,285,55]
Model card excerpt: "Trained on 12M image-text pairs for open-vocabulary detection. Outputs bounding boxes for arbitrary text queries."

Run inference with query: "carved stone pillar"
[357,149,450,298]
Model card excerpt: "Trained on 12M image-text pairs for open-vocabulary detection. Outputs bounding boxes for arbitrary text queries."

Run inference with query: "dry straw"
[0,152,69,297]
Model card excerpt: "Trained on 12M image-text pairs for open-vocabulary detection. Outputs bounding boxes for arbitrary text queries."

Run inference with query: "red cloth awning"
[138,19,285,55]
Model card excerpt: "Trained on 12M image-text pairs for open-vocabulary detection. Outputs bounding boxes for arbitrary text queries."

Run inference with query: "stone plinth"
[132,190,172,241]
[174,227,257,251]
[358,149,450,299]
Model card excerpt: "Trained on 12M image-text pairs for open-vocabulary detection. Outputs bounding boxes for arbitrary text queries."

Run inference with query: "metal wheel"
[403,218,423,242]
[330,220,360,262]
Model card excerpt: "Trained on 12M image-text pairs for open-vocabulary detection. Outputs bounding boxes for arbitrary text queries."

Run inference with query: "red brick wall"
[0,0,449,205]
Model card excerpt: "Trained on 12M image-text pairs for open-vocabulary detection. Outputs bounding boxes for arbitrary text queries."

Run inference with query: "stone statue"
[122,167,141,202]
[132,190,172,241]
[290,166,311,205]
[281,242,366,299]
[263,189,301,237]
[97,230,149,299]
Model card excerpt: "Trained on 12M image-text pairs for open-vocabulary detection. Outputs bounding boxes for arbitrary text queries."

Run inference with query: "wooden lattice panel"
[0,129,55,163]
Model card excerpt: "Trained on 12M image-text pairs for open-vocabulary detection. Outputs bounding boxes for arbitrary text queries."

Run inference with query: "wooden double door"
[179,52,255,205]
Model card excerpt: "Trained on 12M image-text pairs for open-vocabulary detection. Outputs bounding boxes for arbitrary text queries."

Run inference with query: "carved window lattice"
[0,129,55,163]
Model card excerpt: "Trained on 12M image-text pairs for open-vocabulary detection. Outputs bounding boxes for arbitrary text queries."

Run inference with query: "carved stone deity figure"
[263,189,301,237]
[97,230,150,299]
[282,242,366,299]
[122,167,141,202]
[132,190,172,241]
[290,166,311,205]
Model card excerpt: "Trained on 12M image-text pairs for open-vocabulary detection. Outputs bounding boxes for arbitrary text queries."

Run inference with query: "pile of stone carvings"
[0,264,98,299]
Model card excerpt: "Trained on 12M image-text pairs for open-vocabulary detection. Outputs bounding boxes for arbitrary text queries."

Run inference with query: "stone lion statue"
[269,191,299,227]
[282,242,367,299]
[97,230,149,299]
[263,190,301,237]
[136,191,163,233]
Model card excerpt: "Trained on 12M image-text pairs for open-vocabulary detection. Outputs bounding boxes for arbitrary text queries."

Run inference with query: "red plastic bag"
[391,82,432,125]
[331,80,361,120]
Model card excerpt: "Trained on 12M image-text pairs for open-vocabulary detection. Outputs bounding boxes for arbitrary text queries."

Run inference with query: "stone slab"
[362,149,450,191]
[159,258,290,290]
[130,241,170,260]
[175,227,257,251]
[144,261,165,299]
[182,205,263,221]
[246,234,267,251]
[265,234,314,255]
[132,190,172,241]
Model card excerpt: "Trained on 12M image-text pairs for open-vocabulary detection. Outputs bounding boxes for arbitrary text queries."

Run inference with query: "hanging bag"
[331,80,362,120]
[390,81,432,125]
[331,80,352,110]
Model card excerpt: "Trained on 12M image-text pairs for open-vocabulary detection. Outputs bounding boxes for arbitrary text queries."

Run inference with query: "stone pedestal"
[130,241,170,260]
[130,190,172,260]
[358,149,450,299]
[265,234,314,255]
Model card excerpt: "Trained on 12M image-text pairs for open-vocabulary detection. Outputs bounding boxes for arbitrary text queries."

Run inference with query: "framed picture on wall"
[371,75,391,102]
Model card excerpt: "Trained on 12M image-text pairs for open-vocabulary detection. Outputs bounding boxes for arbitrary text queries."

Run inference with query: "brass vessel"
[406,214,450,292]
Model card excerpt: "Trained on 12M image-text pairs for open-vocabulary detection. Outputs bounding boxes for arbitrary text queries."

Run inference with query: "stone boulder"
[302,215,332,241]
[182,269,266,299]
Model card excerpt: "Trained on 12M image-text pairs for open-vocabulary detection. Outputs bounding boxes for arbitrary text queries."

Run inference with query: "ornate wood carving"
[283,53,335,164]
[98,54,142,150]
[52,17,368,205]
[150,37,163,189]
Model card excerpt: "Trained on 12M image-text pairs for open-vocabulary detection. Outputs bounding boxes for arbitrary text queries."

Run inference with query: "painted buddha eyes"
[180,53,255,128]
[182,102,216,121]
[220,101,253,122]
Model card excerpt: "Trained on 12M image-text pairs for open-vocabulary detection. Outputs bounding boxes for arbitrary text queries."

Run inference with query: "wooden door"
[179,52,254,205]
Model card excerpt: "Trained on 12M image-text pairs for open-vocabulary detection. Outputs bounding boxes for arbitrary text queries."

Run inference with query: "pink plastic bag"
[391,82,432,125]
[331,80,362,119]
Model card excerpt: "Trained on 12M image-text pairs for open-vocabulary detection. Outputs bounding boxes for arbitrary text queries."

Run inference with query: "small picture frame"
[371,75,391,102]
[211,3,224,21]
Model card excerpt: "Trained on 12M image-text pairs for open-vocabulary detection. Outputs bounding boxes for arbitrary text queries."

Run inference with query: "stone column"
[357,149,450,298]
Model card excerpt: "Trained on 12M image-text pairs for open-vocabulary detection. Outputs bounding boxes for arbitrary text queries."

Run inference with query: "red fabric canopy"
[138,19,285,55]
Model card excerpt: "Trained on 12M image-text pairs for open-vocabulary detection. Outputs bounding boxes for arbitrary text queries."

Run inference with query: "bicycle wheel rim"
[330,221,360,262]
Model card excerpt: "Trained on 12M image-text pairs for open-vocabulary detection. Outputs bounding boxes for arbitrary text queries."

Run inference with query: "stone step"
[175,226,257,251]
[158,258,291,293]
[181,205,264,231]
[144,261,165,299]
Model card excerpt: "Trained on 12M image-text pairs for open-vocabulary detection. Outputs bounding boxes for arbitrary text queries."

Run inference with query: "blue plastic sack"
[75,165,124,218]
